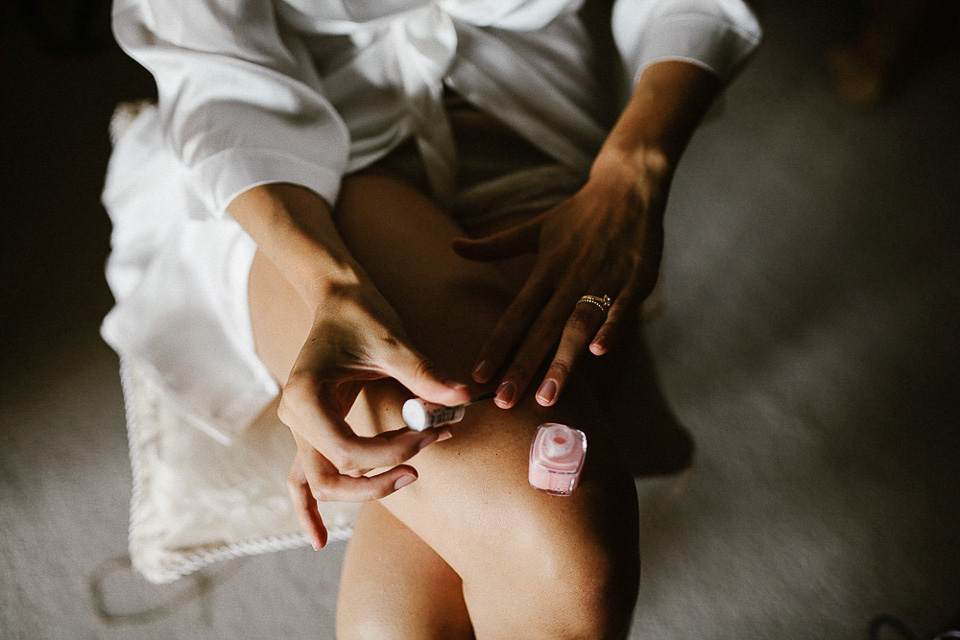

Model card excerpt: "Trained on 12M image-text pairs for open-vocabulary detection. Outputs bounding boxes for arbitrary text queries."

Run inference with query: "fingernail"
[436,429,453,442]
[394,474,417,490]
[472,360,491,382]
[590,335,606,355]
[495,381,515,407]
[308,527,322,551]
[536,379,557,405]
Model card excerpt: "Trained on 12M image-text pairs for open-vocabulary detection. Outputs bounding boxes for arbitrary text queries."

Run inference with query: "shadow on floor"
[587,331,694,479]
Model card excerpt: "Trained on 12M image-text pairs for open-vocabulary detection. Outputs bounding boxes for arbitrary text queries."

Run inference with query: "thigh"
[337,502,474,640]
[335,175,639,637]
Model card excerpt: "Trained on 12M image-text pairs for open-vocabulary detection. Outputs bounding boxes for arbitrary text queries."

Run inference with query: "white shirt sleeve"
[611,0,762,85]
[113,0,350,217]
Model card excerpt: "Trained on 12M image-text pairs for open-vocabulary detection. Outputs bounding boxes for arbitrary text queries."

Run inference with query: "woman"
[102,0,761,636]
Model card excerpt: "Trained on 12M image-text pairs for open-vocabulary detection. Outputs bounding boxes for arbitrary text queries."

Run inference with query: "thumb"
[452,216,541,262]
[379,340,471,406]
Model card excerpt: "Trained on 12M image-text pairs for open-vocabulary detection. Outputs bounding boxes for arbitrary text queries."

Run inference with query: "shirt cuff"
[615,4,762,86]
[190,147,344,218]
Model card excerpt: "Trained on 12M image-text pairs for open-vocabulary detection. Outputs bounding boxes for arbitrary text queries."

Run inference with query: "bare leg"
[249,175,640,639]
[249,227,474,640]
[337,502,474,640]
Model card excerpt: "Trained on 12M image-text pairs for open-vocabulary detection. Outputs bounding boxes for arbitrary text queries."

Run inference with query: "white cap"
[402,399,429,431]
[542,424,575,459]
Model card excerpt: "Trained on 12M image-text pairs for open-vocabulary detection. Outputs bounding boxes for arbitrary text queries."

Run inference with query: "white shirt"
[113,0,761,215]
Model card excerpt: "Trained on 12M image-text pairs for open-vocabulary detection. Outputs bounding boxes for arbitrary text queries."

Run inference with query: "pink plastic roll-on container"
[528,423,587,496]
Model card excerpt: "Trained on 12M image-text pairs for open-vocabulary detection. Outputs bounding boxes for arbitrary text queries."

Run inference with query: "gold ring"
[577,294,612,315]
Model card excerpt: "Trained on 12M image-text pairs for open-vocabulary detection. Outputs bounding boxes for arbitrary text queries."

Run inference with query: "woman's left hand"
[453,148,672,408]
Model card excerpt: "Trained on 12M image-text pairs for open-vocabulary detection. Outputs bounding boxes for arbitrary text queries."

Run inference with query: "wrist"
[590,144,672,187]
[300,250,368,310]
[586,145,672,219]
[597,61,721,180]
[228,183,368,308]
[274,225,376,313]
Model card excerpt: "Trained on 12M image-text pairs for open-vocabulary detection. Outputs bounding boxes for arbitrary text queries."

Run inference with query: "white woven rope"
[109,107,355,585]
[118,357,352,584]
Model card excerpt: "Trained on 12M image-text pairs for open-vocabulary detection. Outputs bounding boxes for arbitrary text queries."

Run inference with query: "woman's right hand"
[227,183,470,550]
[279,277,471,550]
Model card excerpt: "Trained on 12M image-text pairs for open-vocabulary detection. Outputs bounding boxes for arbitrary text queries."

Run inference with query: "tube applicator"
[401,392,495,431]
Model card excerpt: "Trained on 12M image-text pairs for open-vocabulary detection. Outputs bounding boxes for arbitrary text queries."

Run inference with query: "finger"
[286,453,328,550]
[314,464,421,501]
[535,298,606,406]
[470,263,558,384]
[493,258,611,407]
[493,287,581,409]
[495,265,603,407]
[295,434,423,503]
[280,379,450,472]
[590,271,649,356]
[375,340,471,407]
[451,215,542,262]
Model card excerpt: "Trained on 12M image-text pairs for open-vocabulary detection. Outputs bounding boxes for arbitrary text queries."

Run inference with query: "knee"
[337,615,472,640]
[491,506,639,640]
[529,531,639,639]
[336,616,384,640]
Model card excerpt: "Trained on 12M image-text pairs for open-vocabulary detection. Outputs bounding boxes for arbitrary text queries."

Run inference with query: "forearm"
[228,183,363,309]
[592,60,722,188]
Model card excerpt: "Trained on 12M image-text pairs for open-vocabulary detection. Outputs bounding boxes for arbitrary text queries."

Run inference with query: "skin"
[336,502,474,639]
[231,61,721,637]
[249,174,640,639]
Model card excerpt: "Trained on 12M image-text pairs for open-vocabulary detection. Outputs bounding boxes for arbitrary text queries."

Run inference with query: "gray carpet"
[2,0,958,638]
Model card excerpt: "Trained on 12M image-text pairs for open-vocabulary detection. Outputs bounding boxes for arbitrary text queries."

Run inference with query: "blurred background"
[2,0,958,638]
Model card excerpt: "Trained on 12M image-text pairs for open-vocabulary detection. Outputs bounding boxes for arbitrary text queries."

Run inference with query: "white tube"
[402,399,466,431]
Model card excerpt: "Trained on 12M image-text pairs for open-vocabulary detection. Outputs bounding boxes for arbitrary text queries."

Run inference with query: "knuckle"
[276,394,294,424]
[373,321,402,349]
[278,373,315,421]
[549,359,572,380]
[372,483,396,500]
[412,357,437,382]
[310,485,330,503]
[284,370,317,398]
[508,362,530,384]
[380,447,406,468]
[285,474,301,492]
[307,474,336,502]
[566,311,594,337]
[328,448,355,473]
[276,401,295,427]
